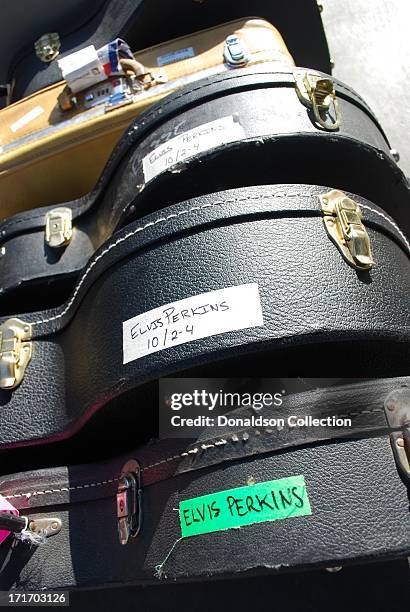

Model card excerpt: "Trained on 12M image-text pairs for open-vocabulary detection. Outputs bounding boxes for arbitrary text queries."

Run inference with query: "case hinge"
[385,386,410,484]
[117,460,142,545]
[0,318,32,390]
[45,207,73,248]
[139,69,169,88]
[320,189,374,270]
[294,71,340,130]
[34,33,61,63]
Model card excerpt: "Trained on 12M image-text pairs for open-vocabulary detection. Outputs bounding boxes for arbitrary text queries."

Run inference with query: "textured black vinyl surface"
[0,186,408,450]
[0,420,409,590]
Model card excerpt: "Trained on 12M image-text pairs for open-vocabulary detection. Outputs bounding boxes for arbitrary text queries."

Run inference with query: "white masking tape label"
[10,106,44,133]
[142,115,245,182]
[122,284,264,364]
[157,46,195,66]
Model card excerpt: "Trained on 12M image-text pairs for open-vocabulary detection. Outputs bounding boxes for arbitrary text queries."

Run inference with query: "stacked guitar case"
[0,0,408,595]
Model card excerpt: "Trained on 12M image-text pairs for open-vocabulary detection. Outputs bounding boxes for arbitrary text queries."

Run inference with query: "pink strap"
[0,494,19,544]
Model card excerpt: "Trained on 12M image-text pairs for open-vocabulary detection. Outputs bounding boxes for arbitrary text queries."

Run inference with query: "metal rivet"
[330,58,335,69]
[390,149,400,162]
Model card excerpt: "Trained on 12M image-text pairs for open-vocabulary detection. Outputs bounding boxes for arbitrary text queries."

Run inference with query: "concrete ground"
[322,0,410,175]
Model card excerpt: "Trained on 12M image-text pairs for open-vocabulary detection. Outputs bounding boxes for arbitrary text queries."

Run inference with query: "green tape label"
[179,475,311,538]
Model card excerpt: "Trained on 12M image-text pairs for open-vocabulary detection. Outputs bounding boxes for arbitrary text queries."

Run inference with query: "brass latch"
[34,33,61,63]
[320,190,374,270]
[0,319,32,390]
[45,208,73,248]
[294,71,340,131]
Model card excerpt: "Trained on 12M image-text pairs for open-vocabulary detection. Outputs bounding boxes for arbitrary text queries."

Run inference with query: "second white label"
[142,115,245,183]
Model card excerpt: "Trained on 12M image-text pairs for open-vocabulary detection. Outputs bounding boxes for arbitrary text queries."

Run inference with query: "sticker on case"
[122,283,264,364]
[10,106,44,133]
[157,46,195,66]
[142,115,245,182]
[179,475,312,538]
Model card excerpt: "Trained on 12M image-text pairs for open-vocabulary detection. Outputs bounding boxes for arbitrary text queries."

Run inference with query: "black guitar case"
[0,185,408,451]
[1,67,408,314]
[7,0,331,103]
[0,378,408,591]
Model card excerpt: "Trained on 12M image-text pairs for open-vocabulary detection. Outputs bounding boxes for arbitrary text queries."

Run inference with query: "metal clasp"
[0,319,32,390]
[294,71,340,131]
[45,208,73,248]
[224,35,249,67]
[385,387,410,484]
[34,33,61,63]
[28,517,62,538]
[320,190,374,270]
[139,69,168,89]
[117,460,142,545]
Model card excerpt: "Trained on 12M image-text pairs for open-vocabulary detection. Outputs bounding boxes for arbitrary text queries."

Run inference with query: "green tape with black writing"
[179,474,311,537]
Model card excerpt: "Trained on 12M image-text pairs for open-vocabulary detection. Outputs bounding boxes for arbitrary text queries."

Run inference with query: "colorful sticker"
[179,475,312,538]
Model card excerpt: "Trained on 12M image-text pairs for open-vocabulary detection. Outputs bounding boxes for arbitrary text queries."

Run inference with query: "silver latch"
[223,35,249,67]
[45,208,73,248]
[117,460,142,545]
[34,33,61,63]
[385,386,410,483]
